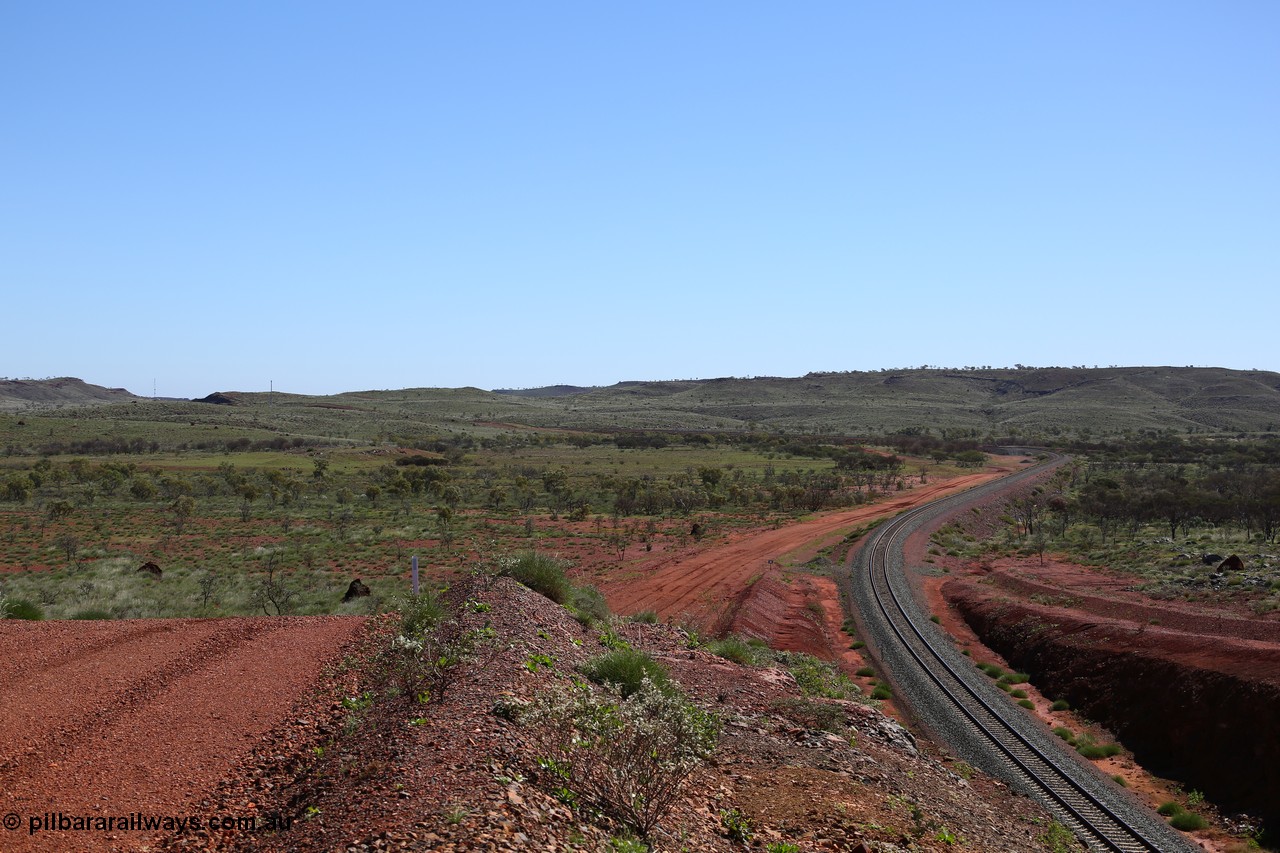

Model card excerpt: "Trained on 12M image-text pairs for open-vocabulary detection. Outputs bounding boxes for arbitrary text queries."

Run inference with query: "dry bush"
[521,677,719,836]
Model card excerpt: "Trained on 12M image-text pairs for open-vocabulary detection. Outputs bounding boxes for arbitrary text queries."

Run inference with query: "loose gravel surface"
[0,616,363,852]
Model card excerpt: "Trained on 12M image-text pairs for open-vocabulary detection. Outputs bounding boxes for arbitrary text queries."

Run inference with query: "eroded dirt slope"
[944,567,1280,830]
[598,465,1021,641]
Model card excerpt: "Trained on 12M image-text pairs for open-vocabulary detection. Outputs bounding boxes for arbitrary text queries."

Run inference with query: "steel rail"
[854,455,1180,852]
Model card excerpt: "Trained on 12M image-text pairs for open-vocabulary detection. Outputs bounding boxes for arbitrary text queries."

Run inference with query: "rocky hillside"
[538,366,1280,434]
[267,366,1280,435]
[161,576,1062,852]
[12,366,1280,436]
[0,377,139,411]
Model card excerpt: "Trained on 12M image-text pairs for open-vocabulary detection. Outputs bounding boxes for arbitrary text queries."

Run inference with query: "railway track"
[851,454,1197,853]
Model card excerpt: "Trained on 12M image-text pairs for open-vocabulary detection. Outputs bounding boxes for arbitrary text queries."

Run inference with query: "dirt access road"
[0,616,362,852]
[598,458,1026,634]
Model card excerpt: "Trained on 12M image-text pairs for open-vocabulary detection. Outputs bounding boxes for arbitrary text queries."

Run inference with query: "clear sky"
[3,2,1277,398]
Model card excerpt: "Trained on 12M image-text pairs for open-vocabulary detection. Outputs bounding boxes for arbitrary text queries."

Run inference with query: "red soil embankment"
[599,464,1020,658]
[945,575,1280,825]
[726,574,830,657]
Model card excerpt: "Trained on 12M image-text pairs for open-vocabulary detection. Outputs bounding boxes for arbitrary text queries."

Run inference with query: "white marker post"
[411,555,419,596]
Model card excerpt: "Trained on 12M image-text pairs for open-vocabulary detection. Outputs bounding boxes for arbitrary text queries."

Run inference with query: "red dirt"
[597,463,1022,637]
[917,525,1279,852]
[0,616,363,852]
[0,458,1084,853]
[148,578,1055,852]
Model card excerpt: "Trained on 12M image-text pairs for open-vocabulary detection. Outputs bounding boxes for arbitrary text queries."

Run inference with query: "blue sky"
[3,2,1277,397]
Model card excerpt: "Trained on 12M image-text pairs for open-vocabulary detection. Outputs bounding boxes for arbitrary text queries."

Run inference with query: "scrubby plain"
[0,391,982,621]
[3,376,1280,850]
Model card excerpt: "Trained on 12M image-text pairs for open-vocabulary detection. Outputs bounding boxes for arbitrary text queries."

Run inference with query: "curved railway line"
[851,453,1199,853]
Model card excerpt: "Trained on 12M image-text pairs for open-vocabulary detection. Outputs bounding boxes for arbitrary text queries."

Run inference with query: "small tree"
[130,478,157,502]
[437,505,455,548]
[253,554,296,615]
[54,533,81,568]
[197,572,219,608]
[43,499,75,535]
[239,484,260,521]
[171,495,196,534]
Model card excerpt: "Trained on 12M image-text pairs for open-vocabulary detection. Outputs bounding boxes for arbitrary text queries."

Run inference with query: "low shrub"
[769,697,846,734]
[2,597,44,620]
[1017,699,1035,710]
[871,685,892,700]
[70,608,112,620]
[1040,820,1075,853]
[1010,689,1028,699]
[720,808,752,842]
[1050,699,1070,711]
[580,649,670,698]
[777,652,860,700]
[1169,811,1208,831]
[383,578,498,705]
[568,584,610,625]
[522,678,719,836]
[628,609,659,624]
[394,589,447,637]
[1157,801,1184,816]
[1076,739,1122,760]
[855,666,876,677]
[597,629,630,650]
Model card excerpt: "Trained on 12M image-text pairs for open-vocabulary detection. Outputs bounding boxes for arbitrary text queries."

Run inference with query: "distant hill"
[492,385,597,398]
[0,378,140,412]
[7,367,1280,439]
[544,366,1280,435]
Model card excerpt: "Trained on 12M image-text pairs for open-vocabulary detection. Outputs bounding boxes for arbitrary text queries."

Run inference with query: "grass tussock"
[579,649,671,698]
[706,635,766,666]
[500,551,572,604]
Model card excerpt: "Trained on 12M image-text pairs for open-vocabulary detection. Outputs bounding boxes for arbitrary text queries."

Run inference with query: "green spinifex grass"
[0,555,386,619]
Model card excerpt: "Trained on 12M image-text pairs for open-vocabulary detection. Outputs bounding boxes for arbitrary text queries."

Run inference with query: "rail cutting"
[854,455,1189,853]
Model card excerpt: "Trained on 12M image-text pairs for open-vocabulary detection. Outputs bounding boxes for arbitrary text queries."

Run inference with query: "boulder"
[342,578,371,603]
